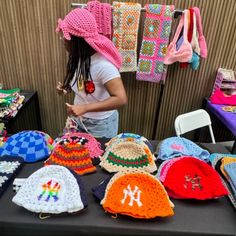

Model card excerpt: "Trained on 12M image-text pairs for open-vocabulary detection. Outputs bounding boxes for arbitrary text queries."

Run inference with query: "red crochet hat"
[162,156,228,200]
[44,143,96,175]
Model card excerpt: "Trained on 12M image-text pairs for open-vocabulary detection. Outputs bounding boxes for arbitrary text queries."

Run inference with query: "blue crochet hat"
[157,137,210,162]
[209,153,236,165]
[224,163,236,196]
[0,131,53,162]
[0,156,24,197]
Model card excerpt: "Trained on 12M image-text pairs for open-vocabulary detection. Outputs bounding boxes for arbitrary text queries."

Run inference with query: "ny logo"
[184,174,203,191]
[121,185,142,207]
[38,180,61,202]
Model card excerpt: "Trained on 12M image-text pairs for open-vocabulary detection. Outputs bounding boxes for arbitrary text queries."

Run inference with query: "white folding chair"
[174,109,216,144]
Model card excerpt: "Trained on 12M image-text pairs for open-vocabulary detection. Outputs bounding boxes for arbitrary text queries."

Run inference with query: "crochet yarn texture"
[54,132,104,159]
[12,165,87,214]
[0,156,24,197]
[100,141,157,173]
[101,170,174,219]
[0,130,53,163]
[105,132,154,153]
[136,4,174,82]
[162,157,228,200]
[85,0,112,39]
[112,2,141,72]
[157,136,210,162]
[45,143,96,175]
[56,8,122,69]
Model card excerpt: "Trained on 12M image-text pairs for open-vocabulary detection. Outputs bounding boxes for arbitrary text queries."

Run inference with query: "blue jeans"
[64,110,119,138]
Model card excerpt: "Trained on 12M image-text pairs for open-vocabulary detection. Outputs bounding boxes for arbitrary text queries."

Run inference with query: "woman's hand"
[56,82,68,95]
[66,103,87,117]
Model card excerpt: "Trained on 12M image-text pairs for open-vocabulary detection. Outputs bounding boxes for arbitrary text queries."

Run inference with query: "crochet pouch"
[164,10,192,65]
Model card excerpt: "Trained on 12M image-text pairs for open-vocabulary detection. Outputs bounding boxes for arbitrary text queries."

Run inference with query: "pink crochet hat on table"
[56,8,122,69]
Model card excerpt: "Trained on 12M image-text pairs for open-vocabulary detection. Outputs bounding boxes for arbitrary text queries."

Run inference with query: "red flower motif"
[84,81,95,94]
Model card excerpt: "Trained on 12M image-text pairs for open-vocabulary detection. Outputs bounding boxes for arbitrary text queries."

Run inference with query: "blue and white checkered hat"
[0,131,52,162]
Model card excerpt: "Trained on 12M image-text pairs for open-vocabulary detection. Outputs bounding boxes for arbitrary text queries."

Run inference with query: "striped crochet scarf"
[136,4,174,83]
[112,2,141,72]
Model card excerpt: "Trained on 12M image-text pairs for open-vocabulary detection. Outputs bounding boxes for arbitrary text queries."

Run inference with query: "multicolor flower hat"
[0,156,24,197]
[44,143,96,175]
[100,141,157,173]
[101,171,174,219]
[160,156,228,200]
[53,132,103,159]
[106,133,154,153]
[0,131,53,163]
[12,165,87,214]
[157,137,210,162]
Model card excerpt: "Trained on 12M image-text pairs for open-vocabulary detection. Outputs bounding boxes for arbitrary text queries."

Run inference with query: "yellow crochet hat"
[101,171,174,219]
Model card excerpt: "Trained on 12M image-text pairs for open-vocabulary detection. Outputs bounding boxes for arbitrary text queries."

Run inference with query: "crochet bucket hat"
[105,132,154,153]
[12,165,87,214]
[0,131,53,162]
[101,171,174,219]
[157,137,210,162]
[56,8,122,69]
[100,141,157,173]
[53,132,104,159]
[161,156,228,200]
[45,143,96,175]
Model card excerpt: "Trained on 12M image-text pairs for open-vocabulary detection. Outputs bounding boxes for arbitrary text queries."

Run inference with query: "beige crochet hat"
[100,142,157,173]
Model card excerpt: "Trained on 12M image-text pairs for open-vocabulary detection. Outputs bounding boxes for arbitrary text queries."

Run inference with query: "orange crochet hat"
[101,171,174,219]
[44,143,96,175]
[100,142,157,173]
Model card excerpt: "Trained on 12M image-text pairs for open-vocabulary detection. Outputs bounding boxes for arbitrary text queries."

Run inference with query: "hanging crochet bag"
[164,10,192,65]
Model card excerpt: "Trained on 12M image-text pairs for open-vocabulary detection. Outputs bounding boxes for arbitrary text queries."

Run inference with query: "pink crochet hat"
[56,8,122,69]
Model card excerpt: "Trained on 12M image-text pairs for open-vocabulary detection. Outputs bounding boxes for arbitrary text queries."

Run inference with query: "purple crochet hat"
[56,8,122,69]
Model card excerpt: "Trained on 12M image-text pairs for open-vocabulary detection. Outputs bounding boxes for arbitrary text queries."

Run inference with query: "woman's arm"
[66,77,127,117]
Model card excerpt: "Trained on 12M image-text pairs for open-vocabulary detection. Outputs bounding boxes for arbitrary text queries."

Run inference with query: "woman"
[56,8,127,138]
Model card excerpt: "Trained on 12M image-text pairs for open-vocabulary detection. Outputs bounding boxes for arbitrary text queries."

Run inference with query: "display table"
[0,142,235,236]
[204,99,236,154]
[0,91,42,133]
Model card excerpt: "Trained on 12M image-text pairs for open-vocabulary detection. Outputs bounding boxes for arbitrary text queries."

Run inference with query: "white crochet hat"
[12,165,87,214]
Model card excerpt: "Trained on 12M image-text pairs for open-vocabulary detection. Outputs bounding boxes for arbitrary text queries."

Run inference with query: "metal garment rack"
[71,3,183,16]
[71,2,183,139]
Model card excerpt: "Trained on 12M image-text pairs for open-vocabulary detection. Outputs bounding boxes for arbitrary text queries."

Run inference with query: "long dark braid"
[63,36,95,91]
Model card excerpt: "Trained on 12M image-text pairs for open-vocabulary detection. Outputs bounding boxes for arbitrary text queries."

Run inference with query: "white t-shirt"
[71,53,120,119]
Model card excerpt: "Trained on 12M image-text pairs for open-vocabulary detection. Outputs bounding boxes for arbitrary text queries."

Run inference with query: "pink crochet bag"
[164,10,193,65]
